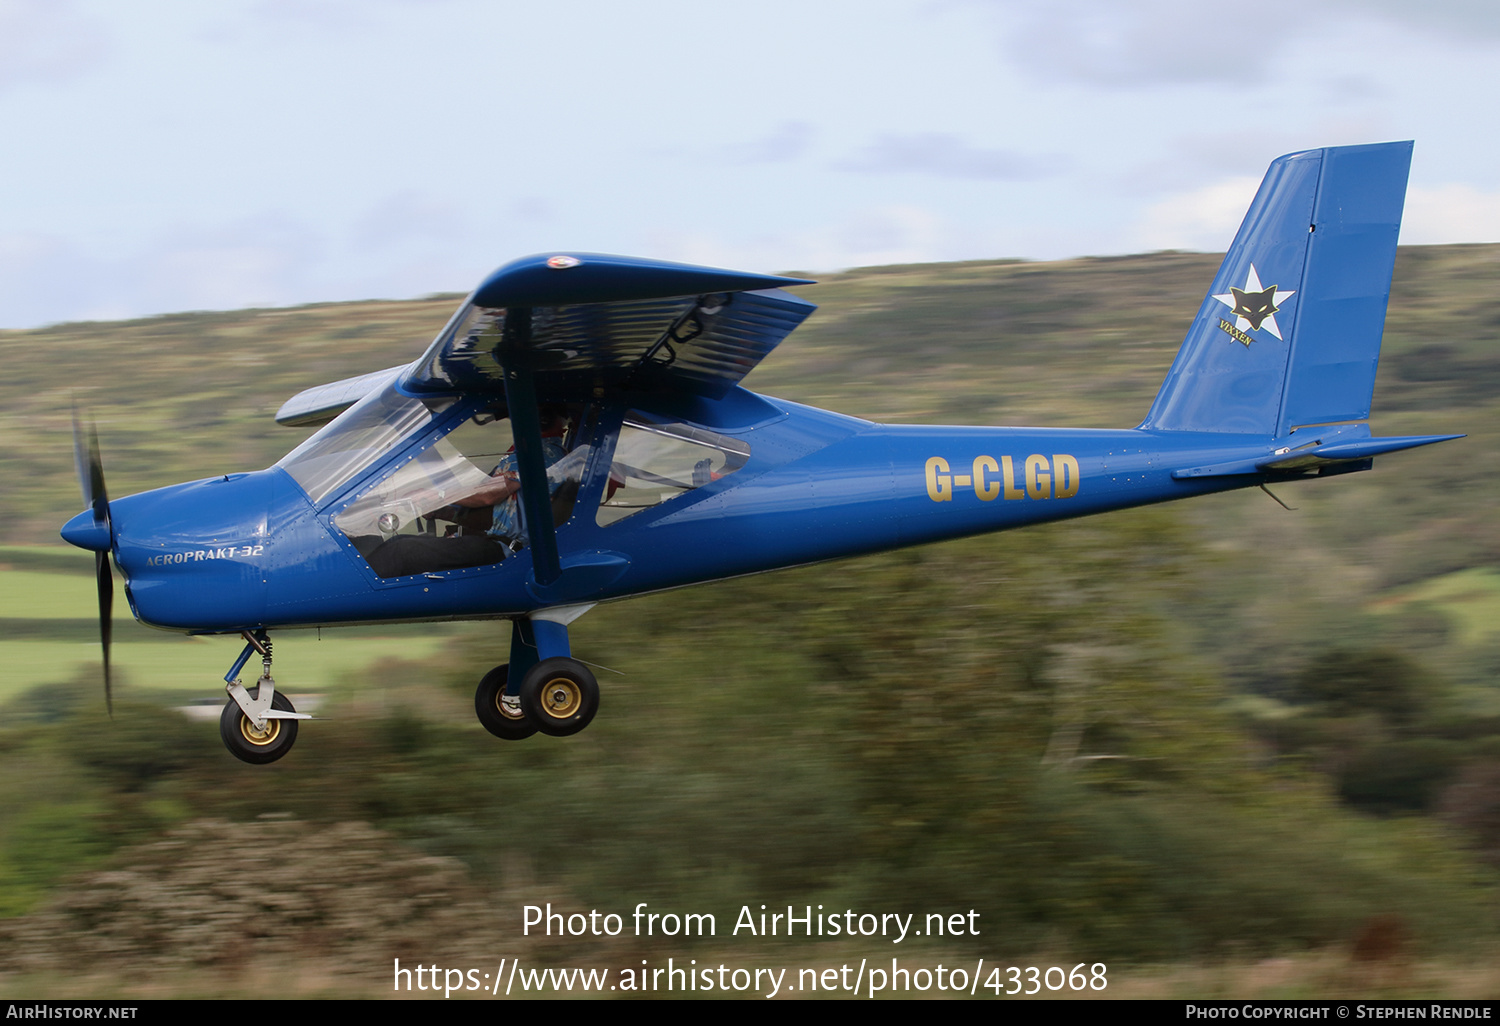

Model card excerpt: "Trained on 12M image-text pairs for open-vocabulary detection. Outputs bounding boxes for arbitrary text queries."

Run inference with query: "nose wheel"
[220,687,299,764]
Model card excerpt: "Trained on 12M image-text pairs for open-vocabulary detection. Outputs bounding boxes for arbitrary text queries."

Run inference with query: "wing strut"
[496,308,563,587]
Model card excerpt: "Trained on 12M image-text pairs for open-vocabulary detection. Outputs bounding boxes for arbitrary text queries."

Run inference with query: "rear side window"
[597,415,748,526]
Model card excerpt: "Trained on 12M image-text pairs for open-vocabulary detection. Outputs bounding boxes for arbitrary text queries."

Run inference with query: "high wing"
[275,253,815,426]
[400,253,816,400]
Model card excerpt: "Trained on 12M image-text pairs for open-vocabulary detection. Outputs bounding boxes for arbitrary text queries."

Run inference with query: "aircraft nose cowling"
[109,471,276,631]
[60,509,111,552]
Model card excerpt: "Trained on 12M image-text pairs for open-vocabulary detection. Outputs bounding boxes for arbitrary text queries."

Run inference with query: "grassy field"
[0,547,466,708]
[1374,568,1500,647]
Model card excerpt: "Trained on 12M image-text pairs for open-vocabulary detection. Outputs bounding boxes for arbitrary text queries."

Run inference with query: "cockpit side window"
[597,414,749,526]
[332,404,592,579]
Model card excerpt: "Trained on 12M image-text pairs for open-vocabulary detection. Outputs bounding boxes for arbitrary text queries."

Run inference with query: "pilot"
[453,406,573,544]
[356,406,576,578]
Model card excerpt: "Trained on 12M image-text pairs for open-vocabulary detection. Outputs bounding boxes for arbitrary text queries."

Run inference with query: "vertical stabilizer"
[1141,141,1412,436]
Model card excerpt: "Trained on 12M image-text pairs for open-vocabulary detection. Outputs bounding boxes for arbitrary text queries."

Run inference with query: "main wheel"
[474,663,538,740]
[220,688,298,765]
[519,657,599,737]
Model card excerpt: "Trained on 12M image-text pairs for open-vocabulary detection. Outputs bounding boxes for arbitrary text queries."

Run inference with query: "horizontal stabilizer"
[1265,433,1465,467]
[1172,433,1463,479]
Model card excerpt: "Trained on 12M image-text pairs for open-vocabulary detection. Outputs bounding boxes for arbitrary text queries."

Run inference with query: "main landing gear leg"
[220,629,310,765]
[474,605,598,740]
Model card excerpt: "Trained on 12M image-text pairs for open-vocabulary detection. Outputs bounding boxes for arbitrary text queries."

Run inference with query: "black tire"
[475,663,538,740]
[220,687,298,765]
[519,657,599,737]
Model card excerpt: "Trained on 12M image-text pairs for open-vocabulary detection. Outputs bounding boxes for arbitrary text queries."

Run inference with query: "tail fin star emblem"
[1213,265,1294,340]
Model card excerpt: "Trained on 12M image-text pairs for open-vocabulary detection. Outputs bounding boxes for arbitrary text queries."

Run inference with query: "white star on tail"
[1212,264,1295,340]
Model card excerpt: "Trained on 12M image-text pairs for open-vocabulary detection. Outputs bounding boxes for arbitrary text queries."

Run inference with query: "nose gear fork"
[224,630,310,731]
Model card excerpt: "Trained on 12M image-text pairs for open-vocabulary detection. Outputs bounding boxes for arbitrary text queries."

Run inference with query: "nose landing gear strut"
[221,630,310,765]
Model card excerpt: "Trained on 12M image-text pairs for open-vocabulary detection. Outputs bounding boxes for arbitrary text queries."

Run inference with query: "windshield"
[276,382,453,506]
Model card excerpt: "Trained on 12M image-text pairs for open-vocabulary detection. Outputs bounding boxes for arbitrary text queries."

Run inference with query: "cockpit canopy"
[277,382,750,579]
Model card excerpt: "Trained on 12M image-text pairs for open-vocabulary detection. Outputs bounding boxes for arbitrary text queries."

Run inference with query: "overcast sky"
[3,0,1500,328]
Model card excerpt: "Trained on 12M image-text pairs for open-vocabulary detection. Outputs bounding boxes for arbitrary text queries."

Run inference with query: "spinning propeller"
[68,412,114,716]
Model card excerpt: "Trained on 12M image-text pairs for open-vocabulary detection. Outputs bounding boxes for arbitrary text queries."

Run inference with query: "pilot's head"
[539,404,572,437]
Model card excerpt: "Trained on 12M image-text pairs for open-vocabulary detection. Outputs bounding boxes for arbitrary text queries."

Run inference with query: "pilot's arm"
[455,469,519,508]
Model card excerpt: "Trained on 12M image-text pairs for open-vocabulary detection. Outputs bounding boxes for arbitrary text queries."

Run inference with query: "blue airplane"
[62,140,1460,764]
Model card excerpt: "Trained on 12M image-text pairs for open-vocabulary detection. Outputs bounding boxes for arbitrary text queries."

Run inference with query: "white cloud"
[0,217,328,328]
[0,0,109,93]
[727,121,816,165]
[351,191,464,250]
[989,0,1301,87]
[835,133,1063,181]
[1402,184,1500,245]
[1133,176,1260,252]
[0,208,498,329]
[1333,0,1500,38]
[977,0,1500,89]
[247,0,445,32]
[1122,175,1500,256]
[134,221,322,312]
[644,205,956,275]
